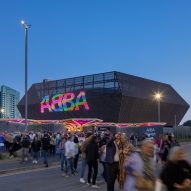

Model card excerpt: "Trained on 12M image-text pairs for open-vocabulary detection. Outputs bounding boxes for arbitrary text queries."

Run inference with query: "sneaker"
[9,155,14,159]
[61,173,66,177]
[80,178,86,183]
[86,183,90,186]
[92,185,100,189]
[35,160,38,164]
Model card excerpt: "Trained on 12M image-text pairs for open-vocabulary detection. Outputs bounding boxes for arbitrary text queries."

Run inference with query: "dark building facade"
[17,71,189,125]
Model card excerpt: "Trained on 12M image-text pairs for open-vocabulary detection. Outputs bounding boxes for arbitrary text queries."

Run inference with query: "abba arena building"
[17,71,189,126]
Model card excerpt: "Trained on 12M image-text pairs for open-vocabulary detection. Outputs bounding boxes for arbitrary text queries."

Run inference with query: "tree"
[183,120,191,127]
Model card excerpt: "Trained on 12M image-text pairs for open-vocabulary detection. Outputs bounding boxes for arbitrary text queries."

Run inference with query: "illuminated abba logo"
[40,91,90,113]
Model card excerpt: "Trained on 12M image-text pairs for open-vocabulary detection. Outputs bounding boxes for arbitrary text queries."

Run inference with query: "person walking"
[160,146,191,191]
[79,132,92,183]
[21,133,30,163]
[60,135,67,176]
[105,133,120,191]
[73,136,80,172]
[41,133,51,167]
[31,135,41,164]
[86,135,100,188]
[65,136,75,176]
[123,139,155,191]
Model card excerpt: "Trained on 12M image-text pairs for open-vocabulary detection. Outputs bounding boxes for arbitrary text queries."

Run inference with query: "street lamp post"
[154,92,162,122]
[21,20,31,131]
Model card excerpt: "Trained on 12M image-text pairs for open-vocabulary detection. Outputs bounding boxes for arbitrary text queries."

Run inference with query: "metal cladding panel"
[116,72,189,106]
[18,88,122,122]
[118,95,188,125]
[115,72,189,124]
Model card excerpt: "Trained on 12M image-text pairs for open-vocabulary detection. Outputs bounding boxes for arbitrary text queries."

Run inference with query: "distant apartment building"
[0,85,20,118]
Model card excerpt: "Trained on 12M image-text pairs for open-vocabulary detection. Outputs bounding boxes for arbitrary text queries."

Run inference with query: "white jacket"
[65,140,75,158]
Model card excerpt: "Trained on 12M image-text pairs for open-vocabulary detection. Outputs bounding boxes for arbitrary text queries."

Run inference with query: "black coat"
[160,160,191,191]
[21,137,30,148]
[105,139,116,164]
[32,140,41,152]
[41,136,50,151]
[86,142,99,162]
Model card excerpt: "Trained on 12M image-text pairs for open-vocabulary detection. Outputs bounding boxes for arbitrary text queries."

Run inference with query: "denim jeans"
[61,153,67,172]
[43,150,49,165]
[21,148,29,162]
[66,157,74,175]
[80,157,87,178]
[33,151,39,161]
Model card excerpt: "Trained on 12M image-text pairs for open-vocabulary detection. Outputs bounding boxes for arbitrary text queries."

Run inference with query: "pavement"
[0,153,60,175]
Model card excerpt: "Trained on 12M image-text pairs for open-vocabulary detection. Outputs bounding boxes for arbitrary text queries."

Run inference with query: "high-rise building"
[0,85,20,118]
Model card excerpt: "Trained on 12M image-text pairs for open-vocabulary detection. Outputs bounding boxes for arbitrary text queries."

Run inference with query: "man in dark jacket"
[86,135,100,188]
[21,133,30,163]
[105,133,119,191]
[41,133,50,167]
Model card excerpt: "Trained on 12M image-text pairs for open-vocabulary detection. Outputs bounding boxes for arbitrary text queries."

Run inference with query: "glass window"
[34,84,42,90]
[56,88,65,94]
[74,77,83,85]
[105,82,115,88]
[84,84,93,89]
[57,80,66,87]
[48,81,56,88]
[66,87,73,92]
[104,72,115,80]
[66,78,74,86]
[84,75,93,83]
[74,85,83,91]
[115,82,119,89]
[94,83,104,88]
[94,73,104,82]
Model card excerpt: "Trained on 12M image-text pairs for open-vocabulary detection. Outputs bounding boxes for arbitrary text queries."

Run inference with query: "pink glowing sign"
[40,91,90,113]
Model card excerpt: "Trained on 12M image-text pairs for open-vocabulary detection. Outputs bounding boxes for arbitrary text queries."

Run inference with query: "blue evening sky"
[0,0,190,124]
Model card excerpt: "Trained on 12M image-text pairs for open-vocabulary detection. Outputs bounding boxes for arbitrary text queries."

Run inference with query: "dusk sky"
[0,0,190,124]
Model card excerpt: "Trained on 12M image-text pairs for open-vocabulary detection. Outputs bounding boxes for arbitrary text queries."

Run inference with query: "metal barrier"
[163,126,191,141]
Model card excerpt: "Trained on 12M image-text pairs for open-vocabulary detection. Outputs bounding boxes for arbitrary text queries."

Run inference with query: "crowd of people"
[0,129,191,191]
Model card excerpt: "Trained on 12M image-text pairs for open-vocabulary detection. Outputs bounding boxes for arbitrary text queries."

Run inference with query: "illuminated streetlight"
[154,92,162,122]
[21,20,31,130]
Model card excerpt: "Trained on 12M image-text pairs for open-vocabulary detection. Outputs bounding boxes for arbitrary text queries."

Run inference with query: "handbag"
[135,175,154,190]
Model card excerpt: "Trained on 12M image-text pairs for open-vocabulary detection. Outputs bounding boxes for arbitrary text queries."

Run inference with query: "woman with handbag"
[123,139,155,191]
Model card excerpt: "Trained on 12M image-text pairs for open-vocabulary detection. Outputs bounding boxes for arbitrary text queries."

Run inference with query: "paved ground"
[0,142,190,191]
[0,167,111,191]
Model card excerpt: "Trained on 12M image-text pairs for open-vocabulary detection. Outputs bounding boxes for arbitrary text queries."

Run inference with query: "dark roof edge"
[32,71,117,85]
[115,71,170,86]
[31,70,171,87]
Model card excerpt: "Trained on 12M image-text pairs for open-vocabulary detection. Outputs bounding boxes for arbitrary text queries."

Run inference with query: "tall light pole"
[154,92,162,122]
[21,20,31,131]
